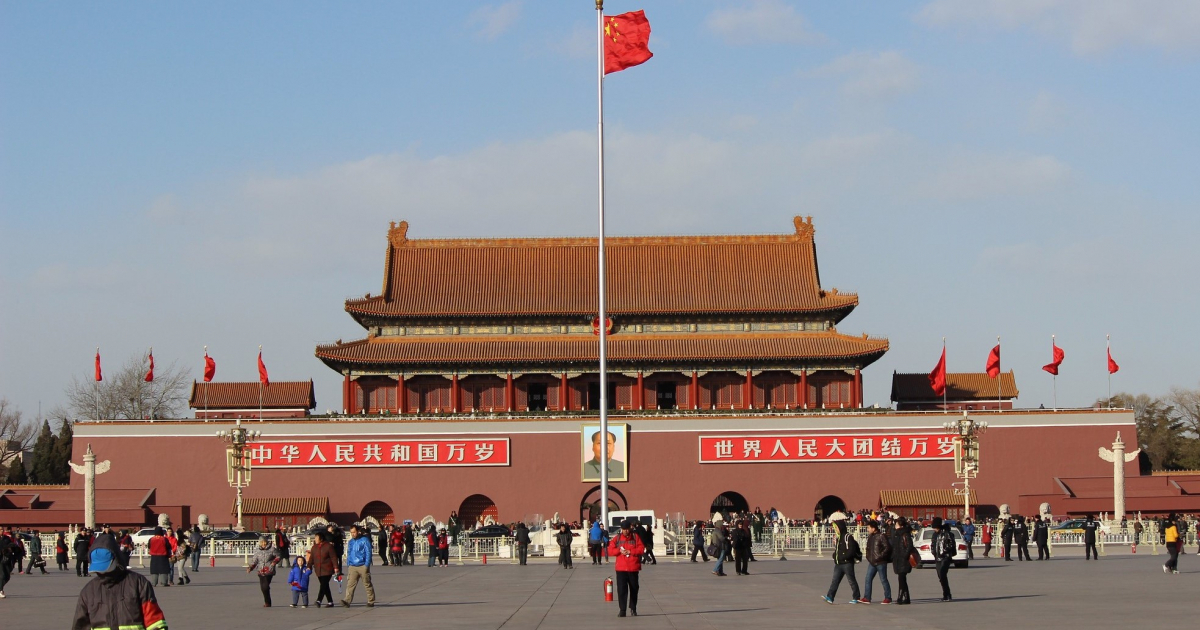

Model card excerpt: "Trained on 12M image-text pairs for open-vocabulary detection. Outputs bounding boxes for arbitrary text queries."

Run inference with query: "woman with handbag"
[891,517,916,605]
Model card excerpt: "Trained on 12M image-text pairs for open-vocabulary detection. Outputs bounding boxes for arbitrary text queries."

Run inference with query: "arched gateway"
[710,491,749,519]
[814,495,846,521]
[361,501,395,527]
[580,486,628,524]
[458,494,498,527]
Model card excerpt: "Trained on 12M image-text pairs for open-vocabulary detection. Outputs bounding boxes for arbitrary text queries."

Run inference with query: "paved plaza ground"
[3,548,1195,629]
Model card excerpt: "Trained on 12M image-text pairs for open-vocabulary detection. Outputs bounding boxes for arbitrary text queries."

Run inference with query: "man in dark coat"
[732,521,752,575]
[1083,514,1100,560]
[1001,516,1015,561]
[72,533,168,630]
[514,523,531,566]
[690,521,708,562]
[74,529,93,576]
[890,517,914,605]
[377,526,390,566]
[1014,516,1032,561]
[822,513,861,605]
[1033,515,1050,560]
[862,520,892,604]
[932,518,956,602]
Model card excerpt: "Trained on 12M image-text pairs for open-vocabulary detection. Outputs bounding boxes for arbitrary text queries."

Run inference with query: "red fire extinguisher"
[604,577,614,602]
[1131,544,1137,554]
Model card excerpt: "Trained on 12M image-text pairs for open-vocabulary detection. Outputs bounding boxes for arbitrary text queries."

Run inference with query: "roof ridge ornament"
[388,220,410,248]
[793,215,814,240]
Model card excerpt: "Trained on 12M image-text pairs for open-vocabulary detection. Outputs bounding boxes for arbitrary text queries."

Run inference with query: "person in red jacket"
[608,519,646,618]
[147,528,172,587]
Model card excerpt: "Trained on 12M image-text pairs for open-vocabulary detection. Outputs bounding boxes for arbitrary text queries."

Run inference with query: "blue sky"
[3,0,1199,418]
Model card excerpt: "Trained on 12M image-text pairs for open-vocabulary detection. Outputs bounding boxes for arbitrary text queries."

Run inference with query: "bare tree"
[64,356,192,420]
[1168,384,1200,438]
[0,398,37,475]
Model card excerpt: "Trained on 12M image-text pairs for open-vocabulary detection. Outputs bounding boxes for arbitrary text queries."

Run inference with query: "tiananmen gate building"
[35,217,1170,531]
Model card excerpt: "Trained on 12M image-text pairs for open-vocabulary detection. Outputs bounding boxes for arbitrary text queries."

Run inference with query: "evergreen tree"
[5,457,29,484]
[29,420,56,484]
[50,418,74,484]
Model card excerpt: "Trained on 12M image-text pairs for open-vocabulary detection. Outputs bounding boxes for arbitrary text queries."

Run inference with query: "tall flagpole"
[258,345,264,421]
[1051,334,1057,411]
[1106,334,1112,406]
[596,0,610,530]
[942,337,947,412]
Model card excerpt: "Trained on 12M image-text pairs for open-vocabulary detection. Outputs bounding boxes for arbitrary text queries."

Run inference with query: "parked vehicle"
[467,525,512,539]
[915,527,969,568]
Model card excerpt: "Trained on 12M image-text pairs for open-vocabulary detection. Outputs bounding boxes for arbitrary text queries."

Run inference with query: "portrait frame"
[581,423,628,482]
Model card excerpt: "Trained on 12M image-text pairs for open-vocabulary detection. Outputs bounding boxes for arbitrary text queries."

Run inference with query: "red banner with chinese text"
[252,439,510,468]
[698,434,955,463]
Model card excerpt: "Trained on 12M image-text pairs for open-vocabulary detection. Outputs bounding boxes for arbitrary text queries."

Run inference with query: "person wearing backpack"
[860,520,892,604]
[932,518,956,602]
[890,517,915,605]
[821,512,862,605]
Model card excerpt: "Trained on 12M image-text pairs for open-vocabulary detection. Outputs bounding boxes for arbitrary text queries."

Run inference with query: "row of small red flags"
[928,337,1119,396]
[93,347,269,386]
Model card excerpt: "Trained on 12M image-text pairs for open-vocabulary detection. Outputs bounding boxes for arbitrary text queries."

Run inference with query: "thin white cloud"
[1026,90,1071,132]
[468,1,522,41]
[807,51,920,99]
[917,0,1200,56]
[913,153,1072,202]
[706,0,824,45]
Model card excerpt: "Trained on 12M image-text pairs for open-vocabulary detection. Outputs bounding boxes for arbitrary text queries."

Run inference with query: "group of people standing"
[698,517,756,576]
[824,512,956,605]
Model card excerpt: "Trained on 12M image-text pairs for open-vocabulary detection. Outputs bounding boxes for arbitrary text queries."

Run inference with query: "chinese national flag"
[258,351,269,387]
[144,349,154,382]
[928,347,947,396]
[95,350,103,382]
[604,10,653,74]
[204,352,216,382]
[1107,347,1120,374]
[1043,342,1065,375]
[985,344,1001,378]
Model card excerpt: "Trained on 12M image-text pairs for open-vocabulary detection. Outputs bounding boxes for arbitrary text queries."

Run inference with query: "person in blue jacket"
[589,519,605,565]
[287,556,312,608]
[340,525,375,608]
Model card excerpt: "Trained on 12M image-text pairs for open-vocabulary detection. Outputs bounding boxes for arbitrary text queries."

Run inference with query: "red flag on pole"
[603,10,653,74]
[1043,341,1065,375]
[203,350,216,382]
[144,348,154,382]
[258,350,269,387]
[1107,347,1119,374]
[929,346,947,396]
[95,349,103,382]
[985,344,1001,378]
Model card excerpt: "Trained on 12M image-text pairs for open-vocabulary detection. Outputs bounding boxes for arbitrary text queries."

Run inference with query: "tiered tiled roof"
[880,489,978,507]
[890,371,1018,402]
[189,381,316,410]
[344,216,859,320]
[235,497,329,516]
[316,332,889,367]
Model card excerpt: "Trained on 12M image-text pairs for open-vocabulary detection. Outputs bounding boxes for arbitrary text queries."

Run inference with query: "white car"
[130,528,159,547]
[915,528,969,568]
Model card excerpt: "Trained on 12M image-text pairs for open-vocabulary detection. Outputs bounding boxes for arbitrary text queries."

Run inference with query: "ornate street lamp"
[216,419,261,531]
[943,411,987,520]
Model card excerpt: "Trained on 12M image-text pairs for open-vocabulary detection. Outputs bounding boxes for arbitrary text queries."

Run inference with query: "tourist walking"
[1001,516,1014,561]
[117,530,134,567]
[188,526,204,572]
[247,535,282,607]
[378,525,391,566]
[636,522,656,565]
[56,532,69,571]
[288,555,312,608]
[275,528,291,565]
[981,521,993,558]
[589,519,605,564]
[341,524,376,607]
[23,529,47,574]
[172,531,191,585]
[709,521,729,576]
[403,524,415,565]
[515,522,530,565]
[891,518,914,605]
[309,531,341,608]
[609,519,645,618]
[690,521,708,562]
[389,525,404,567]
[555,523,574,569]
[437,528,450,566]
[74,528,93,577]
[961,518,975,560]
[1033,515,1050,560]
[71,533,168,630]
[932,518,956,601]
[0,530,14,598]
[1133,520,1144,548]
[147,527,171,587]
[822,513,861,605]
[861,520,892,604]
[732,520,752,575]
[1163,514,1180,574]
[1083,514,1100,560]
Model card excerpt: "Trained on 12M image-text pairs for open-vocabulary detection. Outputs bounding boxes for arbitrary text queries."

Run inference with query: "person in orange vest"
[608,519,645,618]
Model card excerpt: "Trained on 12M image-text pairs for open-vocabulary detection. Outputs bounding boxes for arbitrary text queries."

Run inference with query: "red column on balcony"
[397,374,406,413]
[451,373,460,413]
[560,373,570,411]
[506,373,514,412]
[745,369,754,410]
[799,371,808,409]
[691,371,699,410]
[854,368,862,408]
[343,374,352,414]
[636,372,645,410]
